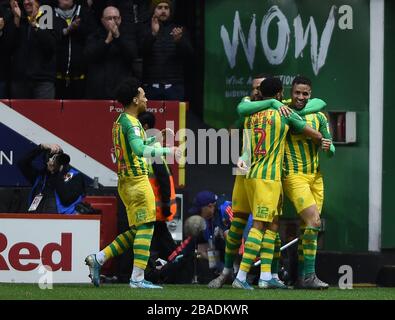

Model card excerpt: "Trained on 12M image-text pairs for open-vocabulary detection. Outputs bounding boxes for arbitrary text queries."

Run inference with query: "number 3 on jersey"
[254,128,267,156]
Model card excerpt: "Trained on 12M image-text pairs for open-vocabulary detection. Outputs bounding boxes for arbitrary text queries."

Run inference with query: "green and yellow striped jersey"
[112,113,148,177]
[245,108,306,181]
[284,112,330,176]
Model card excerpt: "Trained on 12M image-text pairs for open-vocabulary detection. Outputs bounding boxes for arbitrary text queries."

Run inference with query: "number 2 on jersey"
[254,128,267,156]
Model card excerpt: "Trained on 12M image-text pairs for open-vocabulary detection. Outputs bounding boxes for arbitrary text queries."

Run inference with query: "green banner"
[204,0,369,128]
[204,0,371,252]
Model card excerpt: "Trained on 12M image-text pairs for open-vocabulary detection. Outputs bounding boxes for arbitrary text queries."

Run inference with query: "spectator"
[84,5,138,99]
[17,143,85,214]
[54,0,95,99]
[140,0,193,101]
[9,0,61,99]
[148,191,230,284]
[86,1,143,27]
[138,111,178,261]
[0,1,12,98]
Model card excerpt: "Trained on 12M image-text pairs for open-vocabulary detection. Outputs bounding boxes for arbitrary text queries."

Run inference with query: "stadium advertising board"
[0,100,186,188]
[0,214,100,283]
[204,0,368,129]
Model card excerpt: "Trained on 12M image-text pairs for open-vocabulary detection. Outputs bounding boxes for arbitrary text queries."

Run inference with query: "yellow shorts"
[118,175,156,227]
[282,173,324,214]
[244,178,282,222]
[231,175,251,214]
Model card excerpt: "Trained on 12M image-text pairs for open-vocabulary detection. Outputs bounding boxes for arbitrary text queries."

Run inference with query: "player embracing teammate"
[209,75,334,290]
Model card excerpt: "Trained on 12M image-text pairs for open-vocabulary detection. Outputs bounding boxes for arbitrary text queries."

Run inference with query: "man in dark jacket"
[140,0,193,101]
[54,0,95,99]
[17,143,85,214]
[84,5,138,99]
[0,1,12,98]
[9,0,61,99]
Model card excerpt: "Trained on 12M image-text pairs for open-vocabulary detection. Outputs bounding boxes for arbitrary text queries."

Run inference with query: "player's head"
[138,111,156,130]
[291,75,312,110]
[259,77,283,101]
[116,77,147,113]
[151,0,172,22]
[251,73,271,101]
[189,191,218,220]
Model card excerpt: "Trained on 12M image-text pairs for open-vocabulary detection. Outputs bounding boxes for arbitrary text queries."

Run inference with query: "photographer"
[148,191,231,284]
[17,143,85,214]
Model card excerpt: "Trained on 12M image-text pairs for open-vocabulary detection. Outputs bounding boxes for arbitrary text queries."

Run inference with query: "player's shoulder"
[316,111,329,121]
[123,113,141,128]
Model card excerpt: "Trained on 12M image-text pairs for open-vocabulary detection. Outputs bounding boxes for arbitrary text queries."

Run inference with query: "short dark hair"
[116,77,140,107]
[259,77,283,97]
[56,153,71,166]
[292,75,312,88]
[138,111,156,129]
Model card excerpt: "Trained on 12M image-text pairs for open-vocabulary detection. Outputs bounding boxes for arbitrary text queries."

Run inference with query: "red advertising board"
[1,100,186,188]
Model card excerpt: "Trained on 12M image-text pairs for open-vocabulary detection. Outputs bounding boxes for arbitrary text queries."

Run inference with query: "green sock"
[240,228,263,273]
[224,217,247,269]
[133,223,154,270]
[297,229,305,279]
[260,229,276,274]
[302,227,319,276]
[104,228,136,259]
[271,232,281,274]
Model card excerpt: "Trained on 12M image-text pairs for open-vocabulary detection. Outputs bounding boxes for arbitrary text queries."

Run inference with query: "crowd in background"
[0,0,193,101]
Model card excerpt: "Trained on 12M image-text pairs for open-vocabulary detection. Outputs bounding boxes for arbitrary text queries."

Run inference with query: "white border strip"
[369,0,384,252]
[0,102,118,187]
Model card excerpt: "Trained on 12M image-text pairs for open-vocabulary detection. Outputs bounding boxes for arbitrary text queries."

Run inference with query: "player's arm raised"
[317,112,336,157]
[286,112,323,144]
[297,98,327,116]
[237,97,283,116]
[127,125,173,158]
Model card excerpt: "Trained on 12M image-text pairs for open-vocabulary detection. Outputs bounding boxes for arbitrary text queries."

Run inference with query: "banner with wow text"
[204,0,369,128]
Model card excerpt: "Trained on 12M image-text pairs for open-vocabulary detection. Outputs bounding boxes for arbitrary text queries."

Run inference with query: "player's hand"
[237,158,248,173]
[0,18,5,31]
[151,15,160,36]
[161,128,175,145]
[321,138,332,151]
[171,27,183,42]
[279,105,292,117]
[161,127,175,138]
[170,146,182,161]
